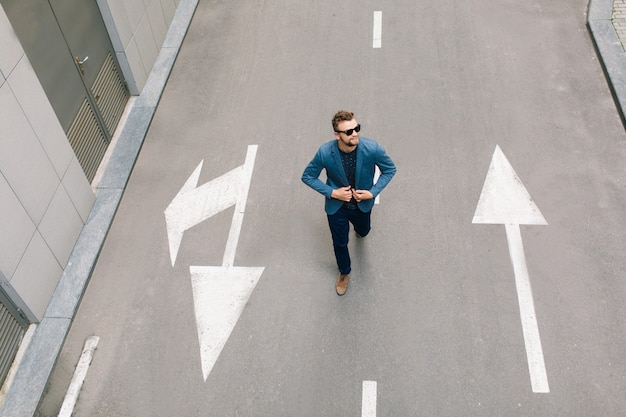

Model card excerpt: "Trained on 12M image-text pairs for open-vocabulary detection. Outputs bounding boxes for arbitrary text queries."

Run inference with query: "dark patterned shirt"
[339,148,357,209]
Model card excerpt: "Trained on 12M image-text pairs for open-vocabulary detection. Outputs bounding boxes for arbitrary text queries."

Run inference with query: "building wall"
[98,0,181,95]
[0,6,96,321]
[0,0,181,322]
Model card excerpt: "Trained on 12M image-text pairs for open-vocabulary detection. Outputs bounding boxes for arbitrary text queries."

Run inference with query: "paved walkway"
[589,0,626,126]
[613,0,626,46]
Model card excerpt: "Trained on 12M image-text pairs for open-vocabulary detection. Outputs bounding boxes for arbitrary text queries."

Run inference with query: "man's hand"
[352,189,373,202]
[331,186,353,202]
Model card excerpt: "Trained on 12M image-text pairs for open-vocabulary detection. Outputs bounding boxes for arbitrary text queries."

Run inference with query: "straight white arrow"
[473,145,549,393]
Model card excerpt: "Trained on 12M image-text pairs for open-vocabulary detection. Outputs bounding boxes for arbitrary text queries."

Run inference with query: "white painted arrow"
[165,145,263,381]
[472,145,547,226]
[472,145,549,393]
[165,163,240,267]
[190,265,264,381]
[165,146,257,266]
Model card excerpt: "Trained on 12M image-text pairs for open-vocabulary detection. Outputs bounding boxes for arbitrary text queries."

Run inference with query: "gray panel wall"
[0,6,95,321]
[0,0,181,321]
[98,0,180,95]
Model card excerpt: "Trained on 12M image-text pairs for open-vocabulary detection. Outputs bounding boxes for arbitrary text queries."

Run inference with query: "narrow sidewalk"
[588,0,626,128]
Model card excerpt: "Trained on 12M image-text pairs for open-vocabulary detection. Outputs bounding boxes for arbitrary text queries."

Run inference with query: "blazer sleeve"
[369,143,396,198]
[301,148,334,199]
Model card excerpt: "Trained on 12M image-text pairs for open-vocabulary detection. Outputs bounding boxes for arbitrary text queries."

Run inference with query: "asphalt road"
[38,0,626,416]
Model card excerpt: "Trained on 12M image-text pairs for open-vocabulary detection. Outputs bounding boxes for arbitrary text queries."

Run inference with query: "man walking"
[302,110,396,295]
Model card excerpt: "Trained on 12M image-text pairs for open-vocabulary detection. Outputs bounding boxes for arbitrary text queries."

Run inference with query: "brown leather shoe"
[336,273,350,296]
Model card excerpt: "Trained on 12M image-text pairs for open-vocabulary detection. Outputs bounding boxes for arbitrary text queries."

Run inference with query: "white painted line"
[505,224,550,393]
[58,336,100,417]
[223,144,258,267]
[362,380,377,417]
[373,11,382,48]
[374,166,381,204]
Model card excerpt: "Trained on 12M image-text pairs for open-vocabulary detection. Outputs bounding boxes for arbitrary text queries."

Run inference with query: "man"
[302,110,396,296]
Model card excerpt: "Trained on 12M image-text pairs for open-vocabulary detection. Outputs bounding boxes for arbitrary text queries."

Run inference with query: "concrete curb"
[588,0,626,128]
[0,1,199,416]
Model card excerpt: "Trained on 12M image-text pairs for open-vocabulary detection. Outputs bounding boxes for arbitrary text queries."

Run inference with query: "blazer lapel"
[331,143,349,186]
[355,143,364,189]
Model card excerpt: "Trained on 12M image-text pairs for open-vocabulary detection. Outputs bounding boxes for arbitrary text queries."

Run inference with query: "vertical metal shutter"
[67,97,108,182]
[67,52,129,183]
[0,300,26,386]
[92,52,130,136]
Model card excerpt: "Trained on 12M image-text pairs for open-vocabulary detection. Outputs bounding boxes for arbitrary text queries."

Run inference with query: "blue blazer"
[302,137,396,214]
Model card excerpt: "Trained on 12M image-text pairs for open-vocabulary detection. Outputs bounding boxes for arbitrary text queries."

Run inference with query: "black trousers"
[327,206,371,274]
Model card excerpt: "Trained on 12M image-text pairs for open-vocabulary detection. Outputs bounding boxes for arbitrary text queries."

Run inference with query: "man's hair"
[332,110,354,131]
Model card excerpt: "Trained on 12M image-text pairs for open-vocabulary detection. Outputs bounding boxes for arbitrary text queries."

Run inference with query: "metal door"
[1,0,129,182]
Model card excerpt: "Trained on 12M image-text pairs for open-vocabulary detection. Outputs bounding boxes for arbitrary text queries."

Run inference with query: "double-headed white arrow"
[165,145,264,381]
[473,145,549,393]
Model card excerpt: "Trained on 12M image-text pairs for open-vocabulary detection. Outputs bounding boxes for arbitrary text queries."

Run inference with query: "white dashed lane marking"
[373,11,382,48]
[362,381,377,417]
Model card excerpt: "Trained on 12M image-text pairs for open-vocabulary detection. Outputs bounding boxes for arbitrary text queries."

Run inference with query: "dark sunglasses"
[335,124,361,136]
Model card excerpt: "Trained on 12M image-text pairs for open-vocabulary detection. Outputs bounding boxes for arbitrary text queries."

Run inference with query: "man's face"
[334,119,360,149]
